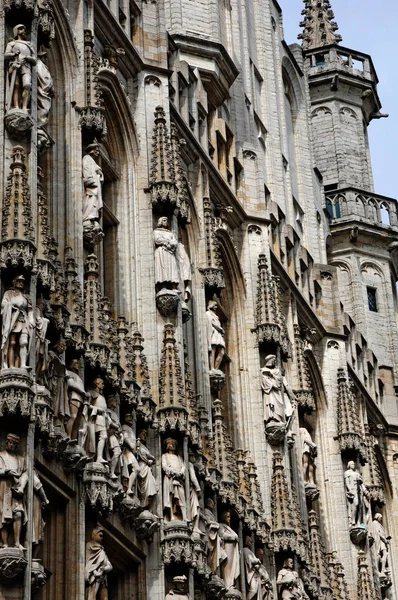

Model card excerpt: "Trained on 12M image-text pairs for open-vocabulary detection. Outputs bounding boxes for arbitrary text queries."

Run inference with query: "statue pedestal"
[4,109,33,139]
[34,385,54,435]
[209,370,225,394]
[31,559,47,592]
[349,524,367,545]
[161,521,194,565]
[0,368,34,418]
[379,572,392,590]
[135,510,159,542]
[83,462,115,514]
[155,289,180,316]
[0,547,27,582]
[205,575,227,598]
[264,420,286,445]
[305,482,320,502]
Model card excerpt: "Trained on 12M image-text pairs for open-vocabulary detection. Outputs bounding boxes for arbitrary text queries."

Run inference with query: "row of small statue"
[85,522,308,600]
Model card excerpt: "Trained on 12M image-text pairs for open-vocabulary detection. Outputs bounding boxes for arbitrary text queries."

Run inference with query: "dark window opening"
[367,287,377,312]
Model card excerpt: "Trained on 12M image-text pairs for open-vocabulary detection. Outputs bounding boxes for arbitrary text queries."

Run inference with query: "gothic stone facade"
[0,0,397,599]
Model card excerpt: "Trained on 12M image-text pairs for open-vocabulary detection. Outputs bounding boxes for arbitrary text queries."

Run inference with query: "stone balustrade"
[325,188,398,229]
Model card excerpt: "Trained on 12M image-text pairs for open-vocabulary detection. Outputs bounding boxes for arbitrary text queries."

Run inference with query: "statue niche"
[154,217,180,316]
[299,426,319,501]
[261,355,294,445]
[161,437,187,521]
[1,275,35,371]
[344,461,371,544]
[5,24,36,137]
[82,141,105,246]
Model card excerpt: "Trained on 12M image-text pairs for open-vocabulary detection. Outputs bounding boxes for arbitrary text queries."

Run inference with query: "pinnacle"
[298,0,343,50]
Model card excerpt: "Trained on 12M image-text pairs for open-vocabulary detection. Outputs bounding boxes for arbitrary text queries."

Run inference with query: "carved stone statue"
[261,355,293,426]
[48,339,69,426]
[277,558,309,600]
[121,414,140,496]
[344,461,370,530]
[83,141,104,243]
[1,275,35,370]
[243,536,264,600]
[136,428,158,508]
[35,298,50,383]
[206,300,225,371]
[255,547,273,600]
[162,438,187,521]
[0,434,27,550]
[219,510,240,590]
[32,469,50,551]
[154,217,180,291]
[87,378,108,463]
[203,497,227,573]
[37,51,54,128]
[106,396,123,480]
[166,575,190,599]
[65,359,88,443]
[178,241,192,302]
[370,513,391,581]
[188,453,201,531]
[300,427,319,500]
[5,25,36,113]
[85,525,113,600]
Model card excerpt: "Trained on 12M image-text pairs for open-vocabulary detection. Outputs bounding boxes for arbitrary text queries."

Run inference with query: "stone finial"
[212,399,239,504]
[170,123,191,223]
[298,0,342,50]
[148,106,177,206]
[336,369,367,462]
[157,324,188,432]
[364,427,385,504]
[308,511,332,593]
[293,325,316,411]
[327,553,349,600]
[357,551,377,600]
[271,451,297,552]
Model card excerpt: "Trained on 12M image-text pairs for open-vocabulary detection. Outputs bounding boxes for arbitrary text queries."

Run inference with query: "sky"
[280,0,398,200]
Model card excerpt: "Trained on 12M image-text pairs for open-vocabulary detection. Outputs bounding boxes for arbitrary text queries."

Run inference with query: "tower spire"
[298,0,342,50]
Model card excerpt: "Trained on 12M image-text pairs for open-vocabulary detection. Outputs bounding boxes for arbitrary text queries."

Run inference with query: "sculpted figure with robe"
[85,525,113,600]
[83,142,104,242]
[0,434,27,550]
[261,355,293,425]
[136,428,158,508]
[87,378,109,463]
[344,461,370,528]
[166,575,190,600]
[370,513,391,579]
[219,510,240,590]
[277,558,309,600]
[154,217,180,291]
[37,52,54,128]
[203,497,227,573]
[1,275,35,370]
[66,359,88,443]
[162,438,187,521]
[206,301,225,371]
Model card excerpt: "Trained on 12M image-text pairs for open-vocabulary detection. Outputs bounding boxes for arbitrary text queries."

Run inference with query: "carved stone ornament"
[4,110,34,139]
[4,0,34,10]
[225,588,243,599]
[0,369,34,417]
[34,384,54,435]
[135,510,160,542]
[199,267,226,290]
[161,521,194,565]
[305,483,320,502]
[82,462,116,514]
[205,575,227,598]
[265,420,287,445]
[155,289,180,316]
[209,369,226,394]
[0,547,27,582]
[337,370,367,462]
[31,559,47,592]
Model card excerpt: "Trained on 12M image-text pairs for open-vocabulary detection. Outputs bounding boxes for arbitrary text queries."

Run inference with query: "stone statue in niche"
[206,300,225,372]
[85,525,113,600]
[370,513,391,587]
[154,217,180,291]
[65,358,88,444]
[32,469,50,552]
[299,427,319,501]
[219,509,240,590]
[162,437,187,521]
[121,414,140,496]
[178,240,192,321]
[82,141,104,245]
[243,535,266,600]
[344,461,371,544]
[35,298,50,384]
[48,339,69,427]
[86,378,108,464]
[0,434,27,550]
[261,355,294,445]
[166,575,189,600]
[203,497,227,573]
[188,452,201,532]
[276,558,309,600]
[1,275,35,371]
[136,428,158,509]
[37,50,55,153]
[255,547,273,600]
[5,25,36,113]
[37,51,54,128]
[106,395,123,480]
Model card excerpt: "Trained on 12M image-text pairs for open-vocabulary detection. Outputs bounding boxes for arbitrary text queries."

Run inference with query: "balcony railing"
[325,188,398,229]
[305,46,376,84]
